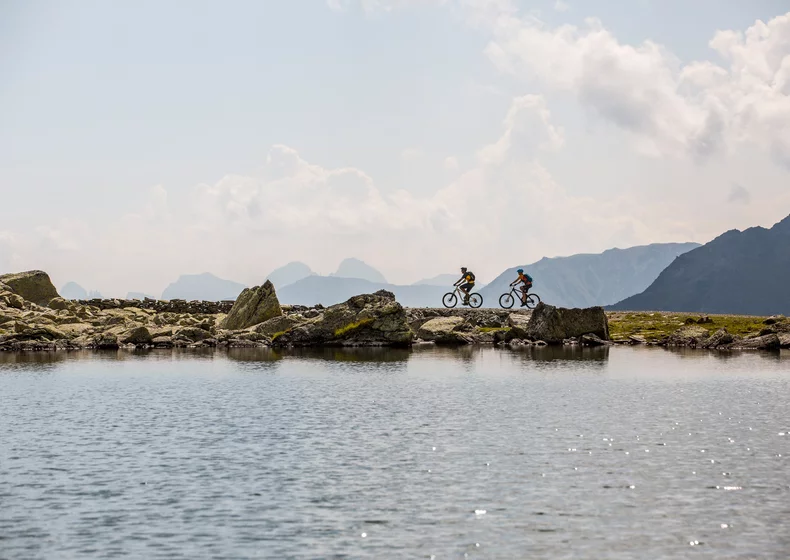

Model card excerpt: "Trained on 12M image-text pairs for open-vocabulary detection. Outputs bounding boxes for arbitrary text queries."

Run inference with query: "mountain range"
[278,276,446,307]
[479,242,700,308]
[58,244,702,308]
[161,273,247,302]
[610,215,790,315]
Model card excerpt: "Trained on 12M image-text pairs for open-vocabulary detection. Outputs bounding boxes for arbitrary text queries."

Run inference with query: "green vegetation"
[334,318,374,337]
[607,312,767,342]
[271,329,291,342]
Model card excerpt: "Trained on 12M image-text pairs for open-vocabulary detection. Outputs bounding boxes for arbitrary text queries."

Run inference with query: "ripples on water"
[1,347,789,559]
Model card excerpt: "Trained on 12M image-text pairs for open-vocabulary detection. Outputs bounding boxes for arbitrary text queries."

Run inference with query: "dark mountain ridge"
[610,215,790,315]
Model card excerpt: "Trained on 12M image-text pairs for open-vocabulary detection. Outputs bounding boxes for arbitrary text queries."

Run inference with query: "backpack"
[525,273,533,283]
[467,271,476,281]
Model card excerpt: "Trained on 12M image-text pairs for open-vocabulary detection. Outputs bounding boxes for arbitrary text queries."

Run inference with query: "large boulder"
[417,316,470,345]
[665,325,709,347]
[525,303,609,344]
[732,333,780,351]
[0,271,59,306]
[507,313,531,339]
[273,290,412,347]
[251,314,305,337]
[701,328,734,349]
[221,280,282,330]
[120,326,153,345]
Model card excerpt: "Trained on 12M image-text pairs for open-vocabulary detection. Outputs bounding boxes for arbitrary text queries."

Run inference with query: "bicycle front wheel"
[468,293,483,308]
[525,293,541,309]
[499,293,515,309]
[442,292,458,308]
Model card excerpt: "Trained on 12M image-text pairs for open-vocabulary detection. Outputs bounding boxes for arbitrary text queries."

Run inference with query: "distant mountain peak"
[161,273,246,302]
[331,258,387,284]
[610,217,790,315]
[266,261,313,289]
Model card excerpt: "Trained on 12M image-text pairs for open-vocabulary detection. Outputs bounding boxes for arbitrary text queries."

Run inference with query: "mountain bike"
[499,286,540,309]
[442,285,483,308]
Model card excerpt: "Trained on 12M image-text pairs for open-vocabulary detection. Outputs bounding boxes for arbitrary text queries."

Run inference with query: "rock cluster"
[2,269,787,352]
[74,298,234,314]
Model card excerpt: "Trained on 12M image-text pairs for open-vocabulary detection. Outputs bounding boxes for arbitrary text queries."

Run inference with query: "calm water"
[1,347,789,559]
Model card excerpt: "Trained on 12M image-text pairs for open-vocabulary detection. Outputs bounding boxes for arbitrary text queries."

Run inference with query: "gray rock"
[701,328,734,349]
[47,297,70,311]
[779,333,790,349]
[417,316,469,345]
[732,333,780,350]
[0,271,60,305]
[120,326,153,345]
[580,333,611,346]
[252,314,305,337]
[628,335,647,344]
[526,303,609,345]
[221,281,282,330]
[507,313,531,339]
[152,336,174,348]
[174,326,213,342]
[92,333,119,350]
[273,290,412,347]
[665,325,710,347]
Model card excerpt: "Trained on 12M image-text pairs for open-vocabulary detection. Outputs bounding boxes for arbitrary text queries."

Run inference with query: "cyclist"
[510,268,533,307]
[454,267,476,305]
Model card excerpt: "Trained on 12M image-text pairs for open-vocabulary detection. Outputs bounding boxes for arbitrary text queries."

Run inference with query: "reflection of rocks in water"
[278,347,411,363]
[0,349,83,367]
[663,346,784,364]
[224,348,283,363]
[508,345,610,365]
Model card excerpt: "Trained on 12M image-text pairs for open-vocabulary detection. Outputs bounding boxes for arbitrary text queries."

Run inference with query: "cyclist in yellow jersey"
[454,267,476,305]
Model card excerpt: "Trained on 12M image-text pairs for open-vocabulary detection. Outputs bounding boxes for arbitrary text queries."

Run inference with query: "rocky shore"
[1,271,788,352]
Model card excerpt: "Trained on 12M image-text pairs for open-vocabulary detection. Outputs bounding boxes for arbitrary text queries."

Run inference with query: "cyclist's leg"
[461,283,472,303]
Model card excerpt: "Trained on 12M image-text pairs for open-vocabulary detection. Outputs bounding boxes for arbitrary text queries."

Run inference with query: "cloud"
[401,147,423,161]
[477,94,564,165]
[554,0,569,12]
[728,183,751,204]
[444,156,459,170]
[479,10,790,166]
[0,98,661,293]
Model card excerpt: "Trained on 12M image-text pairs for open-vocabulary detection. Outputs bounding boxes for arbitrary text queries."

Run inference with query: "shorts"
[520,282,532,292]
[461,282,475,292]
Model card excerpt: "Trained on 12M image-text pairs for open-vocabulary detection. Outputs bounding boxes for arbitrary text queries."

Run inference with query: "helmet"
[461,267,467,272]
[517,269,524,274]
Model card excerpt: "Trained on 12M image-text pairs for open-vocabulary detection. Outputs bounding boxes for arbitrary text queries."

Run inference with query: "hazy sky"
[2,0,789,295]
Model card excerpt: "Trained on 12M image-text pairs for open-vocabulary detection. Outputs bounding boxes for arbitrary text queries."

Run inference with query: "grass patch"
[607,312,767,342]
[477,326,511,333]
[271,329,291,342]
[334,318,374,337]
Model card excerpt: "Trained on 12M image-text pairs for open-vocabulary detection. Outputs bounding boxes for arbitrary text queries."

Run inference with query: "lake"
[1,346,789,559]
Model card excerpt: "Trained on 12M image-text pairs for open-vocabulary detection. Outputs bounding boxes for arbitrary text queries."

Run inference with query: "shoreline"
[1,271,788,353]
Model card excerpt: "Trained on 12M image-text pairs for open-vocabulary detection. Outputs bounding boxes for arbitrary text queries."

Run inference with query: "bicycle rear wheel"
[525,293,541,309]
[468,293,483,308]
[442,292,458,308]
[499,293,515,309]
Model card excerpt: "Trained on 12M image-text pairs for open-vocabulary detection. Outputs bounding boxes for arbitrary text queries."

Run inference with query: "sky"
[2,0,790,296]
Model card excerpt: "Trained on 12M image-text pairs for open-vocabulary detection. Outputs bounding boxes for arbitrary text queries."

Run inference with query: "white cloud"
[728,183,751,204]
[554,0,569,12]
[401,147,423,161]
[444,156,459,170]
[477,94,564,164]
[0,99,661,292]
[480,10,790,165]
